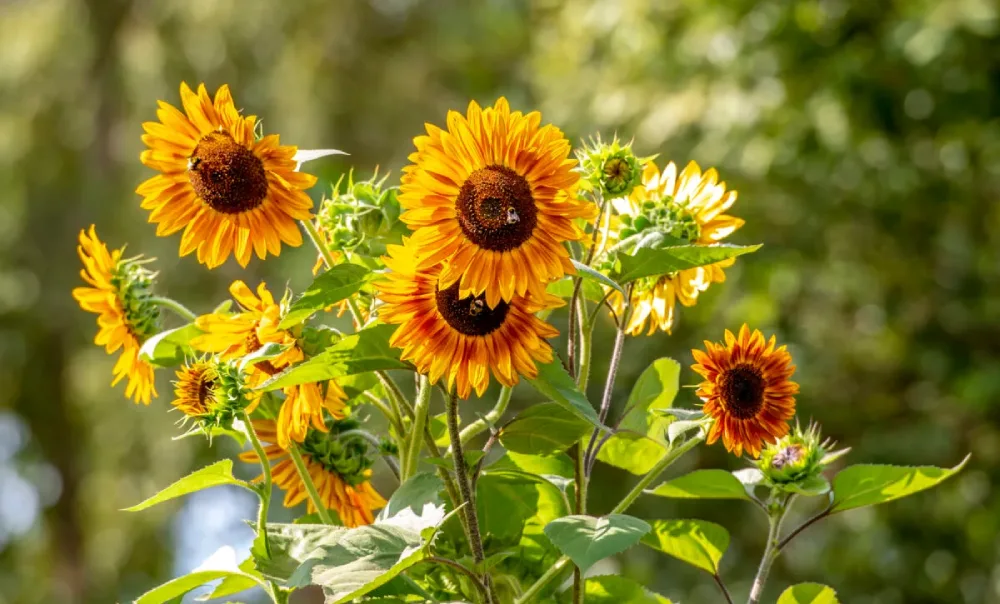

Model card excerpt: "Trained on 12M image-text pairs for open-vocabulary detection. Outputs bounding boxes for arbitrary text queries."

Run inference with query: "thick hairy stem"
[300,218,337,270]
[243,415,284,603]
[148,296,197,322]
[583,292,629,473]
[445,393,492,603]
[402,375,431,481]
[576,296,594,392]
[572,445,587,604]
[288,445,334,525]
[748,502,790,604]
[567,192,606,377]
[457,386,512,448]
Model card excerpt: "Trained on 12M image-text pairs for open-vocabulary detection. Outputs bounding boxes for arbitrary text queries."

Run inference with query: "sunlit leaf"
[257,323,408,391]
[648,469,750,501]
[544,514,651,572]
[138,323,202,367]
[123,460,251,512]
[134,570,263,604]
[570,259,625,294]
[777,583,840,604]
[783,475,831,497]
[378,472,444,520]
[831,454,970,513]
[596,431,667,475]
[499,402,592,455]
[527,359,600,424]
[558,575,673,604]
[642,519,729,574]
[617,244,761,283]
[279,263,371,328]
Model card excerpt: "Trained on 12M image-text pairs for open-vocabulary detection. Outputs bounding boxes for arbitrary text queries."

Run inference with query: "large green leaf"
[138,323,202,367]
[260,522,428,603]
[558,575,672,604]
[777,583,840,604]
[201,557,264,600]
[544,514,651,572]
[642,519,729,574]
[134,570,264,604]
[648,469,750,501]
[547,275,607,302]
[257,323,408,391]
[476,472,542,544]
[123,460,251,512]
[595,432,668,475]
[527,359,600,424]
[378,472,444,520]
[570,259,625,294]
[617,244,761,283]
[279,263,371,328]
[831,454,969,513]
[499,402,592,456]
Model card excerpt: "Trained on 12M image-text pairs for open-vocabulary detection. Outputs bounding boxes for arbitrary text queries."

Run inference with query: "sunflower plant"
[75,85,969,604]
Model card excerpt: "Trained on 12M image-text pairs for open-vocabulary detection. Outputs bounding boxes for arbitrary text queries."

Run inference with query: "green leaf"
[544,514,651,572]
[570,259,624,294]
[777,583,841,604]
[527,359,600,424]
[424,450,485,473]
[257,323,408,391]
[138,323,202,367]
[476,472,542,544]
[493,451,574,478]
[642,519,729,574]
[624,359,681,423]
[595,432,667,475]
[667,419,705,444]
[260,522,427,603]
[279,264,371,328]
[123,460,251,512]
[783,475,831,497]
[379,472,444,520]
[831,454,970,513]
[559,575,672,604]
[617,244,761,283]
[500,402,592,455]
[202,562,261,600]
[547,275,606,302]
[135,570,263,604]
[648,469,750,501]
[239,342,288,372]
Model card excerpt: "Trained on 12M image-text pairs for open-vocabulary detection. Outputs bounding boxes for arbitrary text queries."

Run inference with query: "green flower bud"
[575,134,646,198]
[758,422,844,486]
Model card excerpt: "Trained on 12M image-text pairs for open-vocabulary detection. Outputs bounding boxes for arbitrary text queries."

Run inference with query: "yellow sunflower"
[691,325,799,458]
[137,82,316,268]
[376,239,562,399]
[72,225,158,405]
[610,160,744,335]
[400,98,595,308]
[191,280,346,448]
[240,419,386,527]
[171,360,219,418]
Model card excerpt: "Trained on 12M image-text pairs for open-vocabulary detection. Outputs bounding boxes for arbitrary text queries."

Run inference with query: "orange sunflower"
[72,225,158,405]
[376,239,562,399]
[240,419,386,527]
[400,98,595,308]
[191,280,346,448]
[610,160,744,335]
[691,325,799,457]
[137,82,316,268]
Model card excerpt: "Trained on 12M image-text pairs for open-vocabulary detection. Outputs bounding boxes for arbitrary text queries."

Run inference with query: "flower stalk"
[288,444,335,525]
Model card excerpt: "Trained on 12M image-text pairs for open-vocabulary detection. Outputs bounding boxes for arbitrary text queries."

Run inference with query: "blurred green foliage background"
[0,0,997,602]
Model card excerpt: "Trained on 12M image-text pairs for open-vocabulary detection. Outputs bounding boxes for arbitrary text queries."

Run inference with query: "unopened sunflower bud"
[576,134,647,198]
[171,358,254,435]
[758,422,836,485]
[313,168,402,268]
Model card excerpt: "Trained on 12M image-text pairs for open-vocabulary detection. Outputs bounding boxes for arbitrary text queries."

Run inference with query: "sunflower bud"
[576,135,647,198]
[301,417,377,487]
[314,168,403,264]
[112,255,161,341]
[172,358,254,435]
[758,422,846,487]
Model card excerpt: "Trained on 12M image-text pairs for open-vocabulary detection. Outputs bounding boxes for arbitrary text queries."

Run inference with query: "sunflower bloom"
[376,239,562,399]
[137,82,316,268]
[171,360,219,418]
[611,160,744,335]
[400,98,595,308]
[191,280,346,447]
[691,325,799,457]
[240,419,386,527]
[72,225,158,404]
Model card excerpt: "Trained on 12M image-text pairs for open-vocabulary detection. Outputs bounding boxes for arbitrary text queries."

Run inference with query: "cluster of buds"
[576,134,649,198]
[314,168,407,262]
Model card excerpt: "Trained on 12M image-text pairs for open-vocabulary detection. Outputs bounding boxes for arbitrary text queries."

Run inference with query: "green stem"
[576,295,593,392]
[149,296,197,322]
[379,371,415,421]
[402,375,432,481]
[363,391,406,437]
[422,556,490,600]
[288,444,335,525]
[300,218,338,269]
[748,498,791,604]
[457,386,512,447]
[515,558,571,604]
[242,414,284,604]
[572,445,587,604]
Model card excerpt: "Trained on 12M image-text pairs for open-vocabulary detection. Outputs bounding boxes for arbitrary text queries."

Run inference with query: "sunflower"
[137,82,316,268]
[610,160,744,335]
[171,360,219,418]
[240,419,386,527]
[72,225,158,405]
[691,325,799,457]
[191,280,346,447]
[376,239,562,399]
[399,98,595,308]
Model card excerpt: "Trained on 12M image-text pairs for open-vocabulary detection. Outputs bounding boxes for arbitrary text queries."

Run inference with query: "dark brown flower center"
[196,375,216,411]
[456,166,537,251]
[435,281,509,336]
[188,131,268,214]
[720,363,766,419]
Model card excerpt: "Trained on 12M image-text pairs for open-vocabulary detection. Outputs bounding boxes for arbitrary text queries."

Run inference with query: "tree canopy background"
[0,0,997,602]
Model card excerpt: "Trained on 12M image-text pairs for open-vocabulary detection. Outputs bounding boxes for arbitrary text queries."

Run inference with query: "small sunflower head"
[112,254,161,341]
[172,358,254,434]
[576,134,647,198]
[314,168,404,262]
[300,417,377,486]
[758,422,848,486]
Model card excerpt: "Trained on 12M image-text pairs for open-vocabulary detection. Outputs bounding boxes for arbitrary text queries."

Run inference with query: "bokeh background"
[1,0,998,602]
